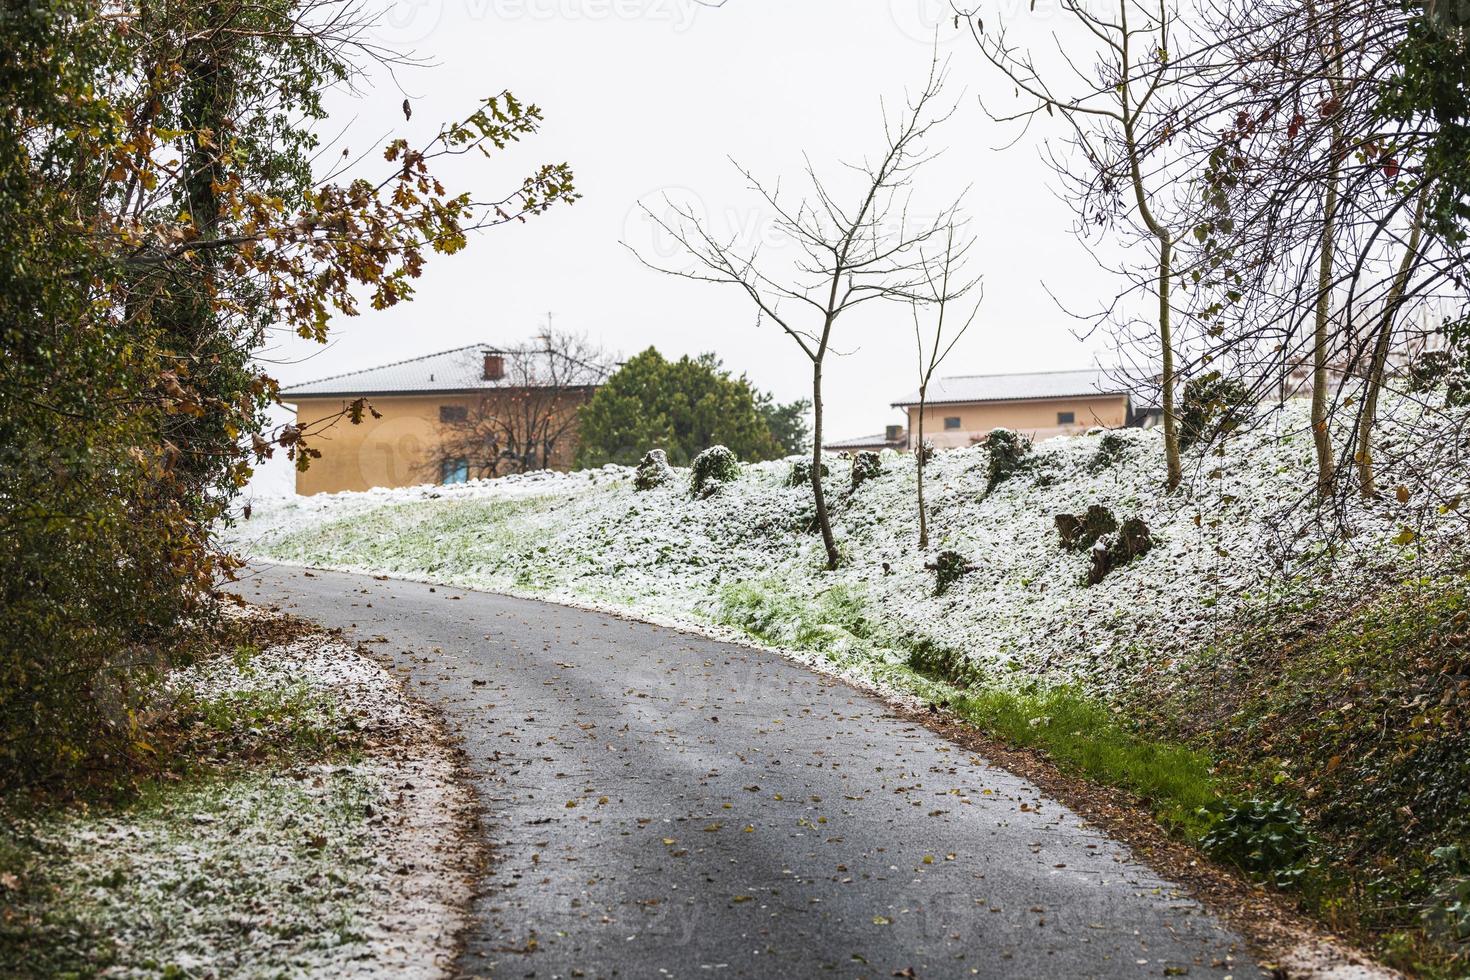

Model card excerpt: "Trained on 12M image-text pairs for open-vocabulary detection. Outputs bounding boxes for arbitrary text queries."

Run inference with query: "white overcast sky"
[250,0,1129,494]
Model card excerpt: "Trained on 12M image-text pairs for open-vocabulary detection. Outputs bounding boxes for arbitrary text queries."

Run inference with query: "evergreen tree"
[576,349,787,466]
[755,390,813,456]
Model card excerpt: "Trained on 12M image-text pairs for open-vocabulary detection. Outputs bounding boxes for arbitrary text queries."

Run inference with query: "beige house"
[280,343,598,496]
[825,369,1150,452]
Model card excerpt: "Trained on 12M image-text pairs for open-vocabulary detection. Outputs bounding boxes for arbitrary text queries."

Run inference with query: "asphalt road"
[235,563,1263,980]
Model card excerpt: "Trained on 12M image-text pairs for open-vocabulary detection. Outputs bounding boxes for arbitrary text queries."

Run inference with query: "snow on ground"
[225,397,1468,697]
[1,626,475,978]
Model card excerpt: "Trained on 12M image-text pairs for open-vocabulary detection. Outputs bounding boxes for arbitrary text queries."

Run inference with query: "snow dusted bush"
[927,550,975,596]
[1180,373,1252,451]
[1088,431,1129,472]
[1055,504,1119,551]
[1408,349,1470,407]
[983,428,1031,491]
[1087,517,1153,586]
[634,449,675,491]
[690,445,740,497]
[850,451,882,490]
[905,636,982,688]
[787,458,830,487]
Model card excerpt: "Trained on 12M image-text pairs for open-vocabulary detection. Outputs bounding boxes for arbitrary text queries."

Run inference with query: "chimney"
[482,352,504,381]
[885,424,902,444]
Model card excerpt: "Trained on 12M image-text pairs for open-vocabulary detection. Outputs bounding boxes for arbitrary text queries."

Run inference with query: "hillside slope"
[233,401,1454,692]
[229,398,1470,975]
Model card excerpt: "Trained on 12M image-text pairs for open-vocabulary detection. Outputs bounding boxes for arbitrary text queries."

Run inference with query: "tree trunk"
[916,394,928,549]
[810,358,839,570]
[1159,236,1182,491]
[1310,125,1342,499]
[1355,192,1426,496]
[1116,18,1181,493]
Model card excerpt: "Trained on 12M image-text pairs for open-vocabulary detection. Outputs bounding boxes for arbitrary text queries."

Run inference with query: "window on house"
[440,458,469,484]
[439,404,468,423]
[943,417,962,430]
[1057,411,1076,425]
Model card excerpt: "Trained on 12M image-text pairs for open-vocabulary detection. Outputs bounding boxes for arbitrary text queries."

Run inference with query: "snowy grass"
[228,397,1465,700]
[0,625,474,979]
[2,766,383,977]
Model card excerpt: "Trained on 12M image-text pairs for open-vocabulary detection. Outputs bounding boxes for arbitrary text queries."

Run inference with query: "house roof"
[891,368,1132,408]
[823,432,902,451]
[278,343,596,399]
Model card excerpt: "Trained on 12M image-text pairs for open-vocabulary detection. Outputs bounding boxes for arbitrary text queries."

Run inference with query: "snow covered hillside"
[225,398,1467,697]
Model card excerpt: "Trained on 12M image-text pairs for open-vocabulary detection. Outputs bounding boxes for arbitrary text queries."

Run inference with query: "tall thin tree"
[911,224,982,550]
[969,0,1190,489]
[628,60,963,569]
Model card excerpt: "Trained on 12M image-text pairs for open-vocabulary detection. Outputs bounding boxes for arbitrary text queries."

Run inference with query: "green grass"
[261,497,554,585]
[903,672,1221,837]
[1133,573,1470,977]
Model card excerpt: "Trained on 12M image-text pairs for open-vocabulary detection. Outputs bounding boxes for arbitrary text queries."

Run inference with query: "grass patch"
[923,674,1219,837]
[173,679,350,765]
[259,497,553,585]
[1135,573,1470,977]
[0,766,381,978]
[716,579,875,658]
[715,579,1224,839]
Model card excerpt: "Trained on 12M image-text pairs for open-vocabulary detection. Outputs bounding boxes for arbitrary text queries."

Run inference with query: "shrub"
[927,551,975,596]
[1055,504,1118,551]
[983,428,1032,490]
[1179,373,1252,451]
[690,445,740,497]
[1423,846,1470,942]
[850,451,882,490]
[1407,349,1470,407]
[1200,798,1315,888]
[787,458,830,487]
[1088,430,1129,472]
[905,638,982,688]
[633,449,675,491]
[1086,517,1153,585]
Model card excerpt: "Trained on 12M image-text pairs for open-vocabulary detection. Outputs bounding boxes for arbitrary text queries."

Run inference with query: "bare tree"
[431,330,612,480]
[911,224,982,550]
[627,59,963,570]
[1175,0,1460,507]
[968,0,1192,490]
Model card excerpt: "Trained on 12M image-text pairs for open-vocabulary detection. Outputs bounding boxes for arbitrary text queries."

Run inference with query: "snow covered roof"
[279,343,589,399]
[891,369,1132,408]
[824,432,902,451]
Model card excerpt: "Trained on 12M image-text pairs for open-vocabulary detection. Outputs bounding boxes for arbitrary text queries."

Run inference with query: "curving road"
[235,563,1263,980]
